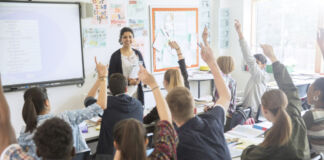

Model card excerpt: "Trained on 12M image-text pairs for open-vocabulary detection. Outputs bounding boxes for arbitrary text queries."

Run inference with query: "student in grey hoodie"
[235,20,268,119]
[86,73,143,159]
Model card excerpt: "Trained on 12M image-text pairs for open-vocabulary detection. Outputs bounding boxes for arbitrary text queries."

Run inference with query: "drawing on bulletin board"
[150,7,199,73]
[108,2,126,27]
[83,28,107,48]
[92,0,108,24]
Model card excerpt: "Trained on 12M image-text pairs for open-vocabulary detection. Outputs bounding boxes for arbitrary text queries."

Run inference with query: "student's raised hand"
[317,28,324,57]
[202,26,208,45]
[168,41,180,50]
[95,57,108,78]
[128,78,140,85]
[260,44,277,63]
[138,65,157,88]
[234,19,242,33]
[200,42,215,65]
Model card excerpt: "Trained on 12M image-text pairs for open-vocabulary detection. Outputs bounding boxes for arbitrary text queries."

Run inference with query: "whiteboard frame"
[149,5,199,73]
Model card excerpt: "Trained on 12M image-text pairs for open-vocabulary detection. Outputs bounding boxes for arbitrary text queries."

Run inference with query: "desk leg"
[211,79,214,96]
[198,80,201,98]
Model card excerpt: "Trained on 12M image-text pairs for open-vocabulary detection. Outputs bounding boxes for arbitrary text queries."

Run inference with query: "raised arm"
[0,75,17,154]
[201,28,231,109]
[317,28,324,59]
[168,41,190,89]
[261,44,302,115]
[235,20,265,82]
[138,66,172,123]
[86,57,108,110]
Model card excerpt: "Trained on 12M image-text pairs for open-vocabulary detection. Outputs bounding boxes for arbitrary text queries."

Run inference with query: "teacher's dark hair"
[22,87,48,133]
[119,27,134,45]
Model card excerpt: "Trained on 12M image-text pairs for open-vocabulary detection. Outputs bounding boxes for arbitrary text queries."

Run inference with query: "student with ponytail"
[18,58,108,160]
[241,44,310,160]
[143,40,190,125]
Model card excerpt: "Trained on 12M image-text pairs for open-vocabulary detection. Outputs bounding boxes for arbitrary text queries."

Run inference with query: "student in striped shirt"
[303,78,324,154]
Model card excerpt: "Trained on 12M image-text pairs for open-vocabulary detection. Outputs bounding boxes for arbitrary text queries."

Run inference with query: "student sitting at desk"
[18,58,108,160]
[235,20,268,119]
[112,65,178,160]
[143,40,190,125]
[0,77,77,160]
[241,45,310,160]
[303,78,324,154]
[212,56,237,131]
[33,118,75,160]
[89,73,143,159]
[165,29,231,160]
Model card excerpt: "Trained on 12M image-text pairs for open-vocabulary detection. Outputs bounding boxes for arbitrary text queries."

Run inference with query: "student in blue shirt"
[17,58,108,160]
[165,28,231,160]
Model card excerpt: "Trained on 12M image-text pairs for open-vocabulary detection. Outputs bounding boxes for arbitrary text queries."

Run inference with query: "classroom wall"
[4,0,255,134]
[4,0,218,135]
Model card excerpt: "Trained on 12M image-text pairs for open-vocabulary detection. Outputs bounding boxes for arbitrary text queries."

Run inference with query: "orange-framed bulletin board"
[150,7,199,73]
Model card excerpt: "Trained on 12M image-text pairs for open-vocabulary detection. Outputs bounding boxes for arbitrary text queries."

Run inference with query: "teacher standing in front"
[108,27,146,105]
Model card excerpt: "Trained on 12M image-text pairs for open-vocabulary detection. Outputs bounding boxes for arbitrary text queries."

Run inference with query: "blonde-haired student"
[143,41,190,124]
[241,45,310,160]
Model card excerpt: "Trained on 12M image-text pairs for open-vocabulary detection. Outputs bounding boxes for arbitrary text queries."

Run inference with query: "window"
[252,0,323,73]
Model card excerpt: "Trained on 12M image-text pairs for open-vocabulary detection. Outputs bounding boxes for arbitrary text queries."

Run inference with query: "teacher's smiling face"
[121,31,134,47]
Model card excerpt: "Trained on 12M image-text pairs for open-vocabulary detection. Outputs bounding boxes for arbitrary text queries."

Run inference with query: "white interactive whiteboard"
[150,6,199,73]
[0,1,84,90]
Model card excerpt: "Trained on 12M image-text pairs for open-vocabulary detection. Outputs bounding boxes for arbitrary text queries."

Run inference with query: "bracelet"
[151,86,159,91]
[99,76,107,81]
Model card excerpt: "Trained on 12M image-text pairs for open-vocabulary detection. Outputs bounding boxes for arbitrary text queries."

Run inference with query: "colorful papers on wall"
[133,37,145,55]
[127,0,147,37]
[199,0,211,43]
[92,0,108,24]
[108,2,126,27]
[83,28,107,48]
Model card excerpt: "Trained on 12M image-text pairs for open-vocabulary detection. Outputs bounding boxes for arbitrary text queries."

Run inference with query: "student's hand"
[234,19,244,39]
[234,19,242,33]
[260,44,278,63]
[317,28,324,57]
[202,26,208,45]
[128,78,140,85]
[138,65,157,88]
[95,57,108,78]
[200,42,215,65]
[168,41,180,50]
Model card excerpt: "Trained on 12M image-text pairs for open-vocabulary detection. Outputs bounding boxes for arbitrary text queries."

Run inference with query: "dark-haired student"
[33,117,75,160]
[0,75,34,159]
[112,65,178,160]
[143,40,190,125]
[241,45,310,160]
[86,73,143,159]
[17,59,108,160]
[235,20,268,119]
[108,27,146,105]
[303,78,324,154]
[165,28,231,160]
[0,77,75,160]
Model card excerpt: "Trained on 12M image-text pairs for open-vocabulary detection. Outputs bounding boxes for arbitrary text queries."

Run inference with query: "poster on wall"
[150,7,199,73]
[83,28,107,48]
[219,8,230,49]
[92,0,109,24]
[127,0,148,37]
[108,2,127,27]
[199,0,211,43]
